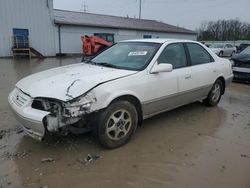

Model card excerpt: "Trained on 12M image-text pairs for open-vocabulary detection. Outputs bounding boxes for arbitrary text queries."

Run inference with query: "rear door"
[185,43,218,99]
[225,44,231,56]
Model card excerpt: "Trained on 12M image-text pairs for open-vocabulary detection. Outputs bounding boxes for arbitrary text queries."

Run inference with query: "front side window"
[91,42,161,71]
[157,43,187,69]
[186,43,212,65]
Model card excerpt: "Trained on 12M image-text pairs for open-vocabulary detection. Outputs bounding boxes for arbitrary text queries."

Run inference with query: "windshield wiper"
[97,62,120,69]
[85,60,120,69]
[85,60,97,65]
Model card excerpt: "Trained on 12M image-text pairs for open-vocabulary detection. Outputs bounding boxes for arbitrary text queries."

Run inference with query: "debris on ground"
[169,148,174,152]
[220,165,226,172]
[41,157,55,163]
[240,154,250,158]
[0,128,24,140]
[40,186,48,188]
[78,154,102,166]
[232,113,240,120]
[0,130,8,139]
[1,150,29,160]
[132,164,138,168]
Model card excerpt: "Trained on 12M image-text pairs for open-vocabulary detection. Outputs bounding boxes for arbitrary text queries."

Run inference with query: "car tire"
[218,51,223,57]
[95,101,138,149]
[203,79,223,107]
[231,51,235,56]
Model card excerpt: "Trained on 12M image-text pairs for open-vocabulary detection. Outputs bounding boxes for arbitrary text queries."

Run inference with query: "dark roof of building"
[54,9,196,35]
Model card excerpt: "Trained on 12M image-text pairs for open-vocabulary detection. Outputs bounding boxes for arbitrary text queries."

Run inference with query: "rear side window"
[186,43,212,65]
[158,43,187,69]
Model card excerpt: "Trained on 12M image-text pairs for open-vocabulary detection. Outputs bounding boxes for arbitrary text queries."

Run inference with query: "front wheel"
[95,101,138,149]
[203,79,223,106]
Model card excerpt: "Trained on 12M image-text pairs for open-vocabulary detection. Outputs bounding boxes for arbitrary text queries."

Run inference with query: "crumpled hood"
[16,63,136,101]
[231,53,250,63]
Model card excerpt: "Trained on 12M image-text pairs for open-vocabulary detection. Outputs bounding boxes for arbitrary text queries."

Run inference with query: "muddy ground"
[0,57,250,188]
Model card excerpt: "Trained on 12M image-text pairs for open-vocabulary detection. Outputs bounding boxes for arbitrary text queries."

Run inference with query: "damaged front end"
[32,92,97,136]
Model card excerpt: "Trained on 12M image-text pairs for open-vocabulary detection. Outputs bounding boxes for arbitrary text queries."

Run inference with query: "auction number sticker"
[128,51,148,56]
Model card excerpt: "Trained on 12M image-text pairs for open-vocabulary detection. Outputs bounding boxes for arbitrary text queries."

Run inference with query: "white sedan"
[209,43,237,57]
[8,39,233,148]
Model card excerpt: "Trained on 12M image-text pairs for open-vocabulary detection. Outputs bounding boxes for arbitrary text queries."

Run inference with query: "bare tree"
[197,19,250,41]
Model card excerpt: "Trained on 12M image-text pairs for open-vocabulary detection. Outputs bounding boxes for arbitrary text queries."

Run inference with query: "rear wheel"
[218,51,223,57]
[95,101,138,149]
[231,51,235,56]
[203,79,223,106]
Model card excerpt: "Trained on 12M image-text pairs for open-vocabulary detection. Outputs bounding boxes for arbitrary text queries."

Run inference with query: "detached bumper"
[233,67,250,82]
[8,90,49,141]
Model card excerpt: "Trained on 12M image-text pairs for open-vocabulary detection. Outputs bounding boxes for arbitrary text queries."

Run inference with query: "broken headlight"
[63,93,96,117]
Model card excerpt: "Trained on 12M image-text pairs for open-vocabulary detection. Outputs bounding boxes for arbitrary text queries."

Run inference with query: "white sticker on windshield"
[128,51,148,56]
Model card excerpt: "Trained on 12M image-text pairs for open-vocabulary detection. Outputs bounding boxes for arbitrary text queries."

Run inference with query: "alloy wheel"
[211,83,221,102]
[106,109,132,141]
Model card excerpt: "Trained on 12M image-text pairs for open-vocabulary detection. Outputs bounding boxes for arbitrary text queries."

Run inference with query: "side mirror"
[151,63,173,74]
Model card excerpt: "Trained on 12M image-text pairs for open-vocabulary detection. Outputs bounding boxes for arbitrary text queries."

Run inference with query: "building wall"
[56,25,118,54]
[0,0,56,57]
[0,0,196,57]
[57,25,197,54]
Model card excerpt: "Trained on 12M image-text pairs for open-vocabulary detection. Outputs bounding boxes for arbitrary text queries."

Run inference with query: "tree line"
[197,19,250,41]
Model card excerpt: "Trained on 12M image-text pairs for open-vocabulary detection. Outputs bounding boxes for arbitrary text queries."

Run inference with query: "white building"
[0,0,56,57]
[0,0,197,57]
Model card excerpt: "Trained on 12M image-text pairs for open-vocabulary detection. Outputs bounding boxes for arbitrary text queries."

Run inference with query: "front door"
[143,43,193,117]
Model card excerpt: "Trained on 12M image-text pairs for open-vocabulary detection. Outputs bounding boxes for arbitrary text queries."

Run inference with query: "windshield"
[209,43,224,48]
[90,42,161,71]
[241,46,250,54]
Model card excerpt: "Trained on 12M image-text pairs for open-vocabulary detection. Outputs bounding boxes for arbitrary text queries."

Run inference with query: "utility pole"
[139,0,142,19]
[80,1,88,13]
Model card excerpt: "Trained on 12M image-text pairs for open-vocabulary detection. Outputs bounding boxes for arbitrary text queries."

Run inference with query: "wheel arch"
[216,76,226,94]
[108,94,143,125]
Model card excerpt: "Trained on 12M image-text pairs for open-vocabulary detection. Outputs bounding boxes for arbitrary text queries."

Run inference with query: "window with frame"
[157,43,187,69]
[94,33,114,43]
[143,35,152,39]
[186,43,212,65]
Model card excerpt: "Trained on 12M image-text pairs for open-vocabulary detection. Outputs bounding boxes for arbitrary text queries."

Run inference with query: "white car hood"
[16,63,136,101]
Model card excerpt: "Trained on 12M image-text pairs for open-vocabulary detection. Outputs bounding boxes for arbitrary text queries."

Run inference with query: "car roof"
[120,38,195,44]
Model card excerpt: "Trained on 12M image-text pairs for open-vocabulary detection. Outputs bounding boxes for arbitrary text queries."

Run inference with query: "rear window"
[186,43,213,65]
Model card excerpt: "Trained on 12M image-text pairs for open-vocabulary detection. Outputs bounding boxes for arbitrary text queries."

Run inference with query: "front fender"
[91,89,141,112]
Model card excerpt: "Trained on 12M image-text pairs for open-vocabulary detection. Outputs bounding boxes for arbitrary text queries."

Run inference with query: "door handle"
[185,74,192,79]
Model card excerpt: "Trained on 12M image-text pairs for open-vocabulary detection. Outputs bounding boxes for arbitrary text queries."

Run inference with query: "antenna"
[80,1,88,13]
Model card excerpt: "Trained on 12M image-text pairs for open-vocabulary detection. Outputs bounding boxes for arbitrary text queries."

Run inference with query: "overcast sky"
[54,0,250,30]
